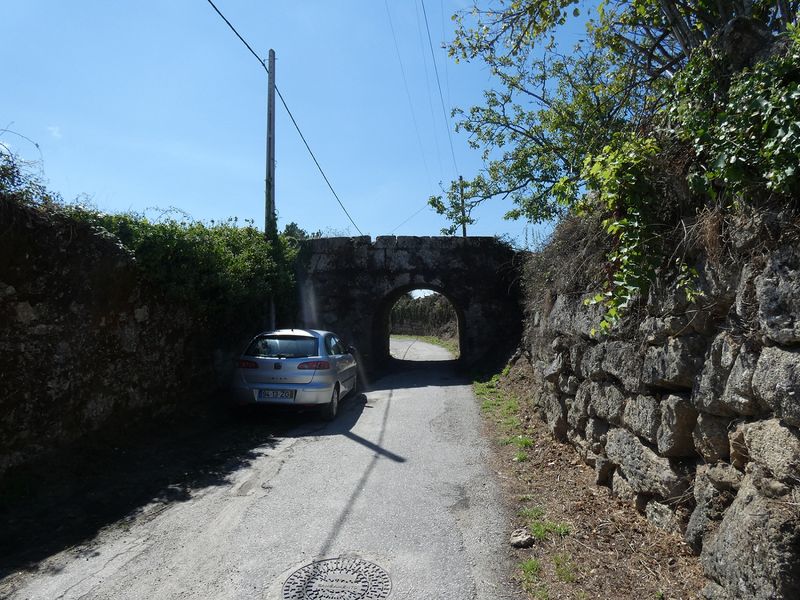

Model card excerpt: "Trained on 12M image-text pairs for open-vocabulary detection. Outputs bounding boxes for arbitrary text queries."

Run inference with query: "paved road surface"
[2,338,519,600]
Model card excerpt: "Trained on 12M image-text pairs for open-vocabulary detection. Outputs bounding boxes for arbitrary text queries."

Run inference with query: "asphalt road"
[2,338,520,600]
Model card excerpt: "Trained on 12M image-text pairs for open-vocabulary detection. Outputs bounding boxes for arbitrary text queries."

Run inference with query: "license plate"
[257,389,295,400]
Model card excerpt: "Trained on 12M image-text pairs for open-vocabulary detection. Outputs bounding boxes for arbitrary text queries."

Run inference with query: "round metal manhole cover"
[282,557,392,600]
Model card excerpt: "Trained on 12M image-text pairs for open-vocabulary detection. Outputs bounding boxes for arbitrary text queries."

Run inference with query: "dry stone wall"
[0,202,250,479]
[525,223,800,599]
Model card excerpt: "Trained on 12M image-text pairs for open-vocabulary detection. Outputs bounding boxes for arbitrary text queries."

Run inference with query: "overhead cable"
[205,0,364,236]
[384,0,435,190]
[419,0,459,176]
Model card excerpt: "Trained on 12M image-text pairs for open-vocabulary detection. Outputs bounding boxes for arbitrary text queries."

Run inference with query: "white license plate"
[257,389,295,400]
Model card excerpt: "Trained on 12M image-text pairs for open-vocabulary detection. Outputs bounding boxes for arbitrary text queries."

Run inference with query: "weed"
[514,435,535,448]
[519,506,545,520]
[519,558,542,593]
[529,519,571,540]
[513,450,529,462]
[553,553,576,583]
[533,586,550,600]
[502,435,535,448]
[518,494,534,502]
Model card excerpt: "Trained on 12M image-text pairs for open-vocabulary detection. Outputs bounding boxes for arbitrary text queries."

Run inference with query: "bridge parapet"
[296,236,521,372]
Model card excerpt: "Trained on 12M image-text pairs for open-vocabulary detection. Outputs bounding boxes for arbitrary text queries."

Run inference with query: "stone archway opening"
[387,288,461,362]
[371,284,465,367]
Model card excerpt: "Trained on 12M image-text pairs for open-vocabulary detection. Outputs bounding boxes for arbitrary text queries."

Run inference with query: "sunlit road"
[1,338,519,600]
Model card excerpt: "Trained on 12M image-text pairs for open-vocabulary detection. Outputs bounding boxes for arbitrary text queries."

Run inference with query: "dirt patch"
[479,357,704,600]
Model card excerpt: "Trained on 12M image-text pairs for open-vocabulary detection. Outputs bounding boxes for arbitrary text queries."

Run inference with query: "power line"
[419,0,459,176]
[384,0,434,190]
[390,202,431,234]
[413,0,445,178]
[205,0,364,236]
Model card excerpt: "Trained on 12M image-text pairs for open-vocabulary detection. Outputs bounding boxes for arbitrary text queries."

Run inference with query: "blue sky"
[3,1,585,246]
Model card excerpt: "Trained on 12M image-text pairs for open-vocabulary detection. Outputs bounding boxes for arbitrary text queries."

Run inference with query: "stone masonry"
[525,235,800,599]
[295,236,521,371]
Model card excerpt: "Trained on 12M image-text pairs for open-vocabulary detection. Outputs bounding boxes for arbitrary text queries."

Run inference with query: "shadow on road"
[0,367,433,580]
[0,391,368,580]
[369,358,469,391]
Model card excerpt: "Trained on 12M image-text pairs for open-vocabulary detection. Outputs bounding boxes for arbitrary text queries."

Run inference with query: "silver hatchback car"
[231,329,358,420]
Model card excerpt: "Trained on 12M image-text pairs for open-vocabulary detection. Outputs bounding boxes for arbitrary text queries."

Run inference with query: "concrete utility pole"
[266,49,277,330]
[265,49,276,237]
[459,175,467,237]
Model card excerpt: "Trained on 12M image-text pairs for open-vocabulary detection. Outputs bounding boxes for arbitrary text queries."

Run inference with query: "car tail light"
[237,359,259,369]
[298,360,330,370]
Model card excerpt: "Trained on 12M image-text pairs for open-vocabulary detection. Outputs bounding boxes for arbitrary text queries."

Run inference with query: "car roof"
[258,328,333,339]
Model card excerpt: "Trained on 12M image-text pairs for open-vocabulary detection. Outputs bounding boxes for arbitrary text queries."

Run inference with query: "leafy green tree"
[435,0,798,231]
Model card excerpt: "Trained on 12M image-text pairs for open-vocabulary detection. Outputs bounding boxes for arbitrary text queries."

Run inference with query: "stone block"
[645,500,681,534]
[741,418,800,482]
[720,341,762,415]
[558,374,579,396]
[685,466,716,553]
[568,380,592,433]
[542,392,567,441]
[752,346,800,427]
[657,395,698,457]
[691,332,761,417]
[587,382,626,426]
[685,464,739,554]
[601,340,643,392]
[543,353,565,383]
[585,417,609,446]
[642,335,706,391]
[692,332,736,415]
[623,394,660,444]
[595,454,614,485]
[605,428,690,499]
[577,342,605,380]
[693,413,732,462]
[569,343,586,379]
[639,315,690,345]
[729,423,749,470]
[701,473,800,600]
[755,245,800,345]
[611,469,635,501]
[706,463,743,492]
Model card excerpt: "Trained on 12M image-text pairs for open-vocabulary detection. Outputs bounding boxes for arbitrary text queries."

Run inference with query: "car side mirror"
[347,345,357,355]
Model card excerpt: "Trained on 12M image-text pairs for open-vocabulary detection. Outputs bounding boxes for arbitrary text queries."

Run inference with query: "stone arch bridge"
[295,236,522,372]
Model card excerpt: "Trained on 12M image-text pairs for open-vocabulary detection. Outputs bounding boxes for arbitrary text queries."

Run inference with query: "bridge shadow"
[367,358,470,391]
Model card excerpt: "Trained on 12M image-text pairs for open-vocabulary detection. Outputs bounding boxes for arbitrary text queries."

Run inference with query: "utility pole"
[459,175,467,237]
[265,49,276,238]
[266,49,277,329]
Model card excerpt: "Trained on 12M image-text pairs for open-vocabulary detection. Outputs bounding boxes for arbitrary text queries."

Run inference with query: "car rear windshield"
[245,335,319,358]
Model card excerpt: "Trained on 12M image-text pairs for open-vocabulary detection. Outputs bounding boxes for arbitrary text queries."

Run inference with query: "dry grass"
[479,357,705,600]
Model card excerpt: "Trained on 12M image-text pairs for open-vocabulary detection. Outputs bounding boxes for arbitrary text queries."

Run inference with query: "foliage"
[281,221,322,242]
[390,292,458,338]
[70,208,297,332]
[0,153,61,207]
[580,134,662,333]
[2,154,297,334]
[672,22,800,199]
[442,1,798,234]
[448,1,799,331]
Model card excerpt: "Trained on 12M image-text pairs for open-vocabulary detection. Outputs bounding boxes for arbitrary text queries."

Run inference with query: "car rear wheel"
[321,386,339,421]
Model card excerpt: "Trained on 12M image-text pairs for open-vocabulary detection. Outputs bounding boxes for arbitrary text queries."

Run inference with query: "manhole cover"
[282,557,392,600]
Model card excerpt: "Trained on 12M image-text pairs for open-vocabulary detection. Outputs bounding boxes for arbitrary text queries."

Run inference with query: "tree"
[436,0,798,230]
